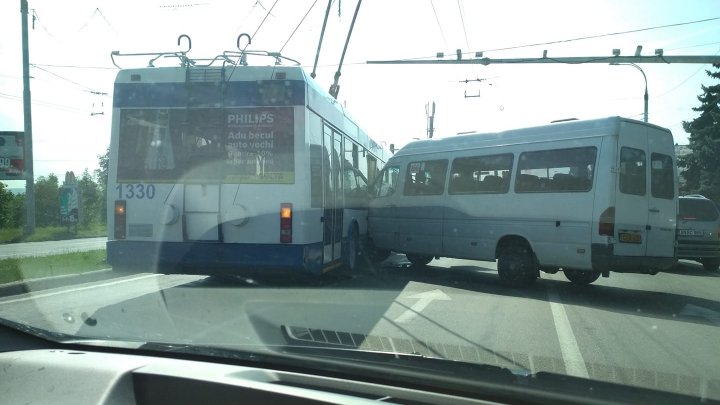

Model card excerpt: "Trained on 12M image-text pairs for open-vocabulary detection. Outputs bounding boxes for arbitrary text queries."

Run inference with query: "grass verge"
[0,223,106,244]
[0,249,108,284]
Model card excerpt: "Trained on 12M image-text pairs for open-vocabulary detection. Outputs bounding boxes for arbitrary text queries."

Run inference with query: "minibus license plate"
[619,232,642,244]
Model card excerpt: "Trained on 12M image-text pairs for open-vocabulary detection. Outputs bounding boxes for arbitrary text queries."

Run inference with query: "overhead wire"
[233,0,266,33]
[250,0,280,41]
[457,0,470,52]
[0,92,91,114]
[456,0,482,92]
[30,64,105,94]
[666,41,720,52]
[228,0,280,81]
[429,0,448,49]
[654,46,720,99]
[30,63,116,70]
[480,16,720,54]
[396,16,720,61]
[31,9,56,39]
[280,0,318,53]
[77,8,118,35]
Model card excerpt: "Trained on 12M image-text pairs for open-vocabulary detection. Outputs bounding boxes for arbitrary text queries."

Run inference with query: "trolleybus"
[107,50,390,275]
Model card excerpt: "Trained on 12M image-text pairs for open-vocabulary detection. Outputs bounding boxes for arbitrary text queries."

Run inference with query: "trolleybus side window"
[619,147,647,196]
[515,147,596,193]
[650,153,675,200]
[449,154,513,194]
[403,160,448,196]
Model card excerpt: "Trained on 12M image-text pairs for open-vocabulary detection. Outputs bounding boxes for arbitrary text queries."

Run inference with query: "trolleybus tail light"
[599,206,615,237]
[280,203,292,243]
[114,200,127,239]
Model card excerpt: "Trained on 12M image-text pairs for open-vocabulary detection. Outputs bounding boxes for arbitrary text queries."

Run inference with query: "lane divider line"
[548,286,590,379]
[0,274,162,305]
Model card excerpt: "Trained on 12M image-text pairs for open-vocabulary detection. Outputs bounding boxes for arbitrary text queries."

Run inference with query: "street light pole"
[612,62,648,123]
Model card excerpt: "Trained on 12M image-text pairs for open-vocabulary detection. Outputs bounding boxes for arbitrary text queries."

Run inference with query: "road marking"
[547,286,589,378]
[394,289,451,323]
[0,274,161,305]
[679,304,720,326]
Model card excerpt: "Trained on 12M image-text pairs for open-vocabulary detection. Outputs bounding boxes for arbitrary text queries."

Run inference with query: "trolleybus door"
[322,128,343,265]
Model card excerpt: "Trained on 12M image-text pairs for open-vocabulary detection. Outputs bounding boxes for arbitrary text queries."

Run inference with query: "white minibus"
[368,117,678,286]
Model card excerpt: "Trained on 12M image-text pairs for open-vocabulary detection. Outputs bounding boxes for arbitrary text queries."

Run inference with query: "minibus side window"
[516,147,596,193]
[403,160,449,196]
[650,153,674,200]
[619,147,647,196]
[449,154,513,194]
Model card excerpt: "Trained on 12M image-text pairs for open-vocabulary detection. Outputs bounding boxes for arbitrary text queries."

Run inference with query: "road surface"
[1,255,718,400]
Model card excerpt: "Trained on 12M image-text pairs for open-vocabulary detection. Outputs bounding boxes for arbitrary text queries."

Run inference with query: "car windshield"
[1,1,720,403]
[680,198,720,221]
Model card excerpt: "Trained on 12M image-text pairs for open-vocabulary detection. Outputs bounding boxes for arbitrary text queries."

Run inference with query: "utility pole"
[426,101,436,139]
[21,0,35,235]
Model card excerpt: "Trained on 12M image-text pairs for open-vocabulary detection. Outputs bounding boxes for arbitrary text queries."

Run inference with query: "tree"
[94,148,109,224]
[0,183,24,228]
[678,63,720,202]
[10,192,25,228]
[35,174,60,227]
[78,169,100,226]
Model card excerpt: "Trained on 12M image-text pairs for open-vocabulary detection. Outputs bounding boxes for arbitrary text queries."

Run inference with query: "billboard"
[0,131,25,180]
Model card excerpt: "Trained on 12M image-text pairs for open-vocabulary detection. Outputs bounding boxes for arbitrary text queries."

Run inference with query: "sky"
[1,0,719,186]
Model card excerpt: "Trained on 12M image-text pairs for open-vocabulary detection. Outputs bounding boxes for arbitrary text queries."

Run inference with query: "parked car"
[677,195,720,271]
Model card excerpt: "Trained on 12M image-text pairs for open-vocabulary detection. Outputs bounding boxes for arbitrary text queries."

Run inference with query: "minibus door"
[645,133,677,259]
[614,122,649,257]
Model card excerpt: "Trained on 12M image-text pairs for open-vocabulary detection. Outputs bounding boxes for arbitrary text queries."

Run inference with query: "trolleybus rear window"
[117,107,295,183]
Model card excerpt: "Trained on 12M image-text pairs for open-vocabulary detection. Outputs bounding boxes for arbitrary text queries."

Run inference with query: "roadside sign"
[0,131,25,180]
[60,171,80,226]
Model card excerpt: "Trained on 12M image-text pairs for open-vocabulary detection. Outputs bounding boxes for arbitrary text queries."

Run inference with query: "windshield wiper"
[281,324,529,376]
[278,325,720,405]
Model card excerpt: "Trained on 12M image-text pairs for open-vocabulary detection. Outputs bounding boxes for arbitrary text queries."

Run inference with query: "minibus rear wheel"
[701,258,720,272]
[406,254,433,267]
[564,268,601,284]
[497,244,537,287]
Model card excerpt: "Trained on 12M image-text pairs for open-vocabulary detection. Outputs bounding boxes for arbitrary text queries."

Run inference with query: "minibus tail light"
[599,206,615,236]
[280,203,292,243]
[114,200,126,239]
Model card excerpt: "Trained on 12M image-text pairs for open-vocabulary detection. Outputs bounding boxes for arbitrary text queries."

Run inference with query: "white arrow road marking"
[679,304,720,326]
[394,289,451,323]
